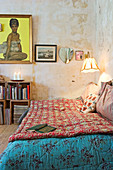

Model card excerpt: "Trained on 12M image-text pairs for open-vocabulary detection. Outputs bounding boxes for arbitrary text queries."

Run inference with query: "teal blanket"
[0,134,113,170]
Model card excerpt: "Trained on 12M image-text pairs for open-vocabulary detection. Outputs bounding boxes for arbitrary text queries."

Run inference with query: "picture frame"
[0,14,32,64]
[75,50,84,61]
[35,44,57,62]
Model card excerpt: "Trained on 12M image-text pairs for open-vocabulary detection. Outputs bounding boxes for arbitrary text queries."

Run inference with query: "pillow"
[96,84,113,121]
[81,94,99,113]
[99,80,112,96]
[81,82,100,101]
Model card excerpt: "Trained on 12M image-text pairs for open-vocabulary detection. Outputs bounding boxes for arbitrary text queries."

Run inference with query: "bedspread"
[1,135,113,170]
[9,98,113,142]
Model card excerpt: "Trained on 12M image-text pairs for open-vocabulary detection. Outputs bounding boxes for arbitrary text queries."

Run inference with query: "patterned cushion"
[96,84,113,121]
[81,94,99,113]
[81,82,100,101]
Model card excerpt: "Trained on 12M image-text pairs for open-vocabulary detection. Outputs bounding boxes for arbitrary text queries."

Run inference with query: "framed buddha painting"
[0,14,32,64]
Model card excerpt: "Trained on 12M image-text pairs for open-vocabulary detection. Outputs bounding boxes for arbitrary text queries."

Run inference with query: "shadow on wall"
[32,83,49,100]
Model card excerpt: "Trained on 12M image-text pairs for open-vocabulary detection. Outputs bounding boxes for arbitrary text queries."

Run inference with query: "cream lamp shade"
[81,57,100,73]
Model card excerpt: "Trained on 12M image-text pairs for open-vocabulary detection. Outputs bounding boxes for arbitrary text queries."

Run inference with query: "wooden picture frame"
[0,14,32,64]
[75,50,84,61]
[35,44,57,62]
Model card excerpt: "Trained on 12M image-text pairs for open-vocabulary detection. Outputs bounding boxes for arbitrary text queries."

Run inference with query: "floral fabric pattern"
[0,135,113,169]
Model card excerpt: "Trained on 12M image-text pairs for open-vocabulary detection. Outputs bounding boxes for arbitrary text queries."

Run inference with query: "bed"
[0,82,113,170]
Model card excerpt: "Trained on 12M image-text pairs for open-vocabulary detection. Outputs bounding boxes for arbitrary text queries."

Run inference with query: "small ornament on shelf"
[12,72,24,81]
[17,72,21,80]
[13,72,17,80]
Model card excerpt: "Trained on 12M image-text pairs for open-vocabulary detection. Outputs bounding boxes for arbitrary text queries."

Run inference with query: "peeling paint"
[96,0,113,78]
[72,0,88,8]
[0,0,97,100]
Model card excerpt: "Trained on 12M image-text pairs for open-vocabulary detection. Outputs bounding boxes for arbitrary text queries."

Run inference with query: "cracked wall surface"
[96,0,113,84]
[0,0,98,100]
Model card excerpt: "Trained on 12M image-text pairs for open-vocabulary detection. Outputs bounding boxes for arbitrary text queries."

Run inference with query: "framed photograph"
[75,50,84,61]
[0,14,32,64]
[35,44,57,62]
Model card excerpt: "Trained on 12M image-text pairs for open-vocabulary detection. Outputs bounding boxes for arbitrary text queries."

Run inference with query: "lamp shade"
[81,57,100,73]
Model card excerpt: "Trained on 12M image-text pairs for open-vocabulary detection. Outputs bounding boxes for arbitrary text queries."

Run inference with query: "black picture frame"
[35,44,57,62]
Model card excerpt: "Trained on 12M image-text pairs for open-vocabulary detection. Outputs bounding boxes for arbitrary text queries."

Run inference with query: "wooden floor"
[0,124,18,154]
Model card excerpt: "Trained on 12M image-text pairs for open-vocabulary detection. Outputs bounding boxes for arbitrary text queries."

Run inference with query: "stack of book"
[0,104,3,124]
[26,123,56,133]
[14,105,28,124]
[5,108,10,125]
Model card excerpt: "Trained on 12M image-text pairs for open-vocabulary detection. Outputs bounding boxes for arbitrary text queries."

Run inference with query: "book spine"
[7,85,10,99]
[21,87,23,100]
[12,86,15,100]
[27,85,30,99]
[5,108,10,125]
[18,85,22,100]
[3,86,5,99]
[26,87,27,99]
[14,86,17,100]
[0,106,3,124]
[9,86,12,99]
[0,86,3,99]
[23,88,27,99]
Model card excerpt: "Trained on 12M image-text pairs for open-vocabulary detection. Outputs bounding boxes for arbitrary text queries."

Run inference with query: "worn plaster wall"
[0,0,97,100]
[96,0,113,84]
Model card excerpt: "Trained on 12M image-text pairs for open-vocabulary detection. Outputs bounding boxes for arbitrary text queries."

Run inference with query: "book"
[26,123,56,133]
[0,86,3,99]
[36,126,56,133]
[18,84,22,100]
[12,86,15,100]
[3,87,5,99]
[0,105,3,124]
[26,123,47,131]
[15,86,17,100]
[5,108,10,125]
[27,85,30,99]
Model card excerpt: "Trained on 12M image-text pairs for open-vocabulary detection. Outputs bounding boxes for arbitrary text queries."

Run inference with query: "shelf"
[0,99,5,102]
[0,81,31,124]
[8,81,30,84]
[10,99,30,102]
[10,99,30,124]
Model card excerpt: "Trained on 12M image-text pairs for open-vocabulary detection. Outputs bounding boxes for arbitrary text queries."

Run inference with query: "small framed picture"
[75,50,84,61]
[0,24,2,31]
[35,44,57,62]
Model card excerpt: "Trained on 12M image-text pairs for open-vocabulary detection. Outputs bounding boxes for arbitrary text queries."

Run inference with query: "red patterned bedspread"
[9,98,113,142]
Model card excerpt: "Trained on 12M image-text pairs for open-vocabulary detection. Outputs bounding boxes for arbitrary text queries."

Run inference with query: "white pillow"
[81,82,100,101]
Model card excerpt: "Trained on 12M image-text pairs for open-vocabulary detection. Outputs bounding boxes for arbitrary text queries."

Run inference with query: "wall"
[0,0,97,100]
[96,0,113,84]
